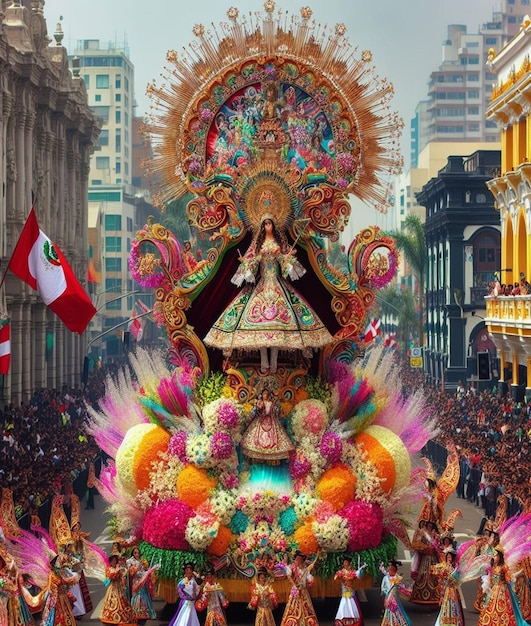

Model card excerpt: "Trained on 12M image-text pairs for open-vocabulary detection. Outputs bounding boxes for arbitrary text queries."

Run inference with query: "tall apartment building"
[411,0,530,168]
[69,40,139,358]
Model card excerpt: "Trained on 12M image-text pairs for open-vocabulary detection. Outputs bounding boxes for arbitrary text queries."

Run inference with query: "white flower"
[313,515,349,551]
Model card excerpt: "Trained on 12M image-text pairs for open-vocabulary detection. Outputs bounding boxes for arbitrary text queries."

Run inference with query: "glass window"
[91,106,110,121]
[124,77,129,92]
[115,93,122,102]
[96,74,109,88]
[83,74,90,88]
[105,236,122,252]
[127,217,133,232]
[95,94,102,102]
[105,257,122,272]
[98,129,109,146]
[115,110,121,124]
[105,214,122,230]
[115,75,121,89]
[95,156,110,169]
[116,129,121,151]
[115,158,121,174]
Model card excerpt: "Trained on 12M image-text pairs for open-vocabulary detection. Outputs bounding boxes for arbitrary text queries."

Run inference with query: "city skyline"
[45,0,498,143]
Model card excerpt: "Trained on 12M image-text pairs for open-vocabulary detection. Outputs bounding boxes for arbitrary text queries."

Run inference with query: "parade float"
[88,2,438,602]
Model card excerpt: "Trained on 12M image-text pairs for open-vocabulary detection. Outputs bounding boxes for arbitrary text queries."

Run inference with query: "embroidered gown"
[241,395,294,461]
[126,556,156,622]
[248,579,278,626]
[380,574,411,626]
[169,577,200,626]
[431,563,465,626]
[280,563,318,626]
[196,581,228,626]
[334,567,364,626]
[100,564,134,624]
[204,239,332,353]
[478,563,528,626]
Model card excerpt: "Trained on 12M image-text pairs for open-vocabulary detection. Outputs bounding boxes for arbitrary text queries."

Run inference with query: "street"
[78,472,488,626]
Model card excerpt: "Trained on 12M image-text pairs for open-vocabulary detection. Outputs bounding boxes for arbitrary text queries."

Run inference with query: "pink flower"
[313,501,334,523]
[319,432,343,464]
[143,499,194,550]
[289,453,312,479]
[211,431,233,459]
[339,500,383,551]
[217,400,240,429]
[221,472,239,489]
[168,431,188,461]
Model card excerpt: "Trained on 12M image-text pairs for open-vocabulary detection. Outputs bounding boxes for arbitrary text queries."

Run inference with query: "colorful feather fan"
[497,512,531,572]
[9,527,52,589]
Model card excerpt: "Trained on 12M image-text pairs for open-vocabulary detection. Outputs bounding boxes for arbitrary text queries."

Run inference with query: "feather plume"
[82,539,109,582]
[498,512,531,572]
[9,528,52,589]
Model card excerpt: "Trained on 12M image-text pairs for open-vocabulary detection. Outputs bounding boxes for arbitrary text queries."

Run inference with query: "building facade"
[417,151,501,391]
[0,1,98,400]
[486,17,531,399]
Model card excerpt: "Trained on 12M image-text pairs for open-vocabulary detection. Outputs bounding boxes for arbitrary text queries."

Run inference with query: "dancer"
[204,212,332,374]
[379,559,411,626]
[279,552,318,626]
[169,563,201,626]
[248,567,278,626]
[127,547,157,625]
[196,570,228,626]
[241,387,294,462]
[333,556,366,626]
[431,549,465,626]
[100,553,134,625]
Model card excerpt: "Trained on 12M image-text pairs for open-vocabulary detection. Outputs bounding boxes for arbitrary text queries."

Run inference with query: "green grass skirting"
[138,533,398,581]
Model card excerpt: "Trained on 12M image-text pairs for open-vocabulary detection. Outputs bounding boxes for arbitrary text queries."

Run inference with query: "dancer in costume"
[204,213,332,374]
[0,550,17,626]
[126,547,157,625]
[479,546,528,626]
[431,550,464,626]
[333,556,366,626]
[169,563,201,626]
[195,570,228,626]
[100,553,134,625]
[379,559,411,626]
[279,552,318,626]
[248,567,278,626]
[241,387,294,461]
[41,553,80,626]
[409,520,440,605]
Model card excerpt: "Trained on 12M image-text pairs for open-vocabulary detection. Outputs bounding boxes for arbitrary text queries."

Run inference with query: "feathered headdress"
[496,512,531,572]
[49,495,73,548]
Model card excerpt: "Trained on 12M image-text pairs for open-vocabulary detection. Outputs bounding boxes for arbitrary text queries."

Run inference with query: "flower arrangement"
[238,491,291,523]
[176,465,217,508]
[129,236,167,289]
[316,464,357,511]
[340,500,384,551]
[313,514,350,552]
[143,499,194,550]
[289,399,329,441]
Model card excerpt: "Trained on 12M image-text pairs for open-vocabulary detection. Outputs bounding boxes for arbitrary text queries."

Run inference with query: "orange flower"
[132,426,171,491]
[294,521,319,554]
[316,464,356,510]
[177,466,218,508]
[207,525,233,556]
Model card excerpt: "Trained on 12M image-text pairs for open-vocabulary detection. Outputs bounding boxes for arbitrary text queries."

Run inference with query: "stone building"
[0,1,99,401]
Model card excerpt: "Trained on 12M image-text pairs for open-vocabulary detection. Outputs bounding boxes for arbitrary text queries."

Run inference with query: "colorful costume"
[380,573,411,626]
[204,237,332,353]
[409,525,440,605]
[280,560,318,626]
[333,565,364,626]
[0,569,16,626]
[169,576,200,626]
[196,580,228,626]
[126,554,157,623]
[100,563,134,624]
[241,390,294,461]
[248,575,278,626]
[41,567,79,626]
[478,562,528,626]
[514,555,531,622]
[431,562,465,626]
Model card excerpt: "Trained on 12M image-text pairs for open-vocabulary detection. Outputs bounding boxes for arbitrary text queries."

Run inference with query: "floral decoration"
[340,500,384,551]
[143,498,194,550]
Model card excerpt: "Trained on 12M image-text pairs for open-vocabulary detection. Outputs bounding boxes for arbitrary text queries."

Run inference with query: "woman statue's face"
[263,219,273,233]
[262,389,269,400]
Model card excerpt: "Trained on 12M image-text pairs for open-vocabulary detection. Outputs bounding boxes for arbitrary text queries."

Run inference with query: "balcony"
[485,295,531,359]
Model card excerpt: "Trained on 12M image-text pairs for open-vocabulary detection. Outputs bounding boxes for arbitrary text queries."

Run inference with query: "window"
[91,106,110,121]
[83,74,90,88]
[116,129,121,151]
[468,57,479,64]
[468,123,480,132]
[447,92,466,99]
[127,217,133,232]
[98,129,109,146]
[125,161,129,175]
[509,16,517,23]
[105,257,122,272]
[485,37,497,45]
[485,120,497,128]
[96,74,109,88]
[115,110,121,124]
[474,231,500,274]
[105,236,122,252]
[522,0,530,6]
[115,93,121,102]
[95,156,110,169]
[468,90,480,98]
[115,75,121,89]
[124,77,129,92]
[468,106,480,115]
[105,215,122,230]
[95,94,102,102]
[115,158,121,174]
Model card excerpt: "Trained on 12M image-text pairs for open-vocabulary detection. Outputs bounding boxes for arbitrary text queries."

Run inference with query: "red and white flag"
[0,319,10,375]
[128,308,143,342]
[8,208,96,334]
[385,332,397,348]
[363,318,381,343]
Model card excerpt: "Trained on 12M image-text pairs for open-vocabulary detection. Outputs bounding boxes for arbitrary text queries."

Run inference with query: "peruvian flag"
[8,208,96,334]
[363,318,381,343]
[0,318,10,374]
[128,308,143,342]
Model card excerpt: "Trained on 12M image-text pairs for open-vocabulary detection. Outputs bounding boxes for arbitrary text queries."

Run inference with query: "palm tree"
[386,214,426,344]
[376,285,418,352]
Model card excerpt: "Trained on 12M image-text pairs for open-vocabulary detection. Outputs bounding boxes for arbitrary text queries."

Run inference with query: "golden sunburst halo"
[143,2,403,214]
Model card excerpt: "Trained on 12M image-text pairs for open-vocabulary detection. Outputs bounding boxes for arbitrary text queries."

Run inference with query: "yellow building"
[486,16,531,398]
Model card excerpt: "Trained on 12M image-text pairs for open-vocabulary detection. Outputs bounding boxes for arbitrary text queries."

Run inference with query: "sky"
[42,0,502,229]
